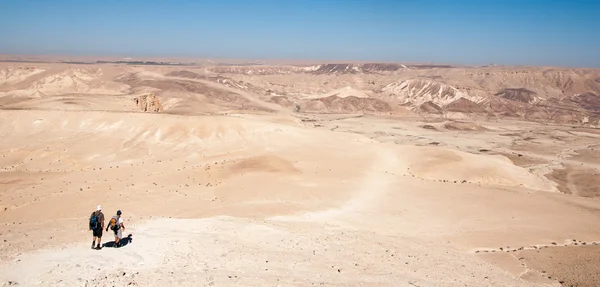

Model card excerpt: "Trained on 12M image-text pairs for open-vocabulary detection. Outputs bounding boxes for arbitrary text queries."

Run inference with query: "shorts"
[114,228,122,239]
[92,228,103,238]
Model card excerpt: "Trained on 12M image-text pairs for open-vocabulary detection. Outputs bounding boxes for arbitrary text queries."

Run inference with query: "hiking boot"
[92,241,95,249]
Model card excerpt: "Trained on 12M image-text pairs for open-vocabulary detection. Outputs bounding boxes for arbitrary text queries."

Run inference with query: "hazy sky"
[0,0,598,67]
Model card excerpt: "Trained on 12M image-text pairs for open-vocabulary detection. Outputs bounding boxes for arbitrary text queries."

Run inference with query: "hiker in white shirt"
[106,209,126,247]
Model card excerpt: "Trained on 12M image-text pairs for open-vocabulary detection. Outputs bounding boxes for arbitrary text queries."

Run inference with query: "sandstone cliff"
[134,94,163,112]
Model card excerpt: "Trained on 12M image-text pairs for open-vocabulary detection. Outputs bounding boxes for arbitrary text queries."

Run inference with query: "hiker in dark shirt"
[89,205,105,250]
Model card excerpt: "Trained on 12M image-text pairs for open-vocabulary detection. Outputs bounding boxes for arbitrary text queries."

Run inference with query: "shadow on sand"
[101,234,133,248]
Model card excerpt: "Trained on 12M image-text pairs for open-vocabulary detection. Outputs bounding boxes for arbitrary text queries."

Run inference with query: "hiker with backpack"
[106,210,125,247]
[89,205,105,250]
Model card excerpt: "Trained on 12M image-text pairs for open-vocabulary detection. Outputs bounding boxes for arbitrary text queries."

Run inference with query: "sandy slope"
[2,216,541,287]
[1,63,600,286]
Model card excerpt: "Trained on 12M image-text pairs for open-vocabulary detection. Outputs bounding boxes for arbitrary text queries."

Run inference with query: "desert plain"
[0,60,599,286]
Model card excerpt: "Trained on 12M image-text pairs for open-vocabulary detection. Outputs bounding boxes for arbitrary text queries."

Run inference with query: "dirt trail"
[270,146,402,223]
[527,147,574,177]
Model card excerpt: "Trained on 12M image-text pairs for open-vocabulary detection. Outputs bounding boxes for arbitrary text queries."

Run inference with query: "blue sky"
[0,0,598,67]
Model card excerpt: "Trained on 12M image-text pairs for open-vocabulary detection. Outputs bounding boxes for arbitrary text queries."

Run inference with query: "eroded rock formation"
[134,94,163,112]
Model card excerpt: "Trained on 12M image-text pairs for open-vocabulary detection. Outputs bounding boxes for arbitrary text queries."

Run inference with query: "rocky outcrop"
[134,94,163,112]
[480,96,523,117]
[308,63,410,75]
[383,79,482,107]
[572,92,600,113]
[310,64,362,74]
[495,88,537,103]
[418,101,443,114]
[361,63,408,72]
[444,98,485,113]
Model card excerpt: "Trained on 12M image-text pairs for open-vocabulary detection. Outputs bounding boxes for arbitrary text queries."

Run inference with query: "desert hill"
[382,78,479,106]
[1,61,599,126]
[203,64,600,124]
[495,88,538,103]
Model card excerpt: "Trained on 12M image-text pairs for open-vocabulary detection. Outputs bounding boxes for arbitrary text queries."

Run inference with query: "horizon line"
[0,53,598,69]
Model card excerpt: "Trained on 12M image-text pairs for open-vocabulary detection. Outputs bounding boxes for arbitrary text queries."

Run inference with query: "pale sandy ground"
[1,63,599,286]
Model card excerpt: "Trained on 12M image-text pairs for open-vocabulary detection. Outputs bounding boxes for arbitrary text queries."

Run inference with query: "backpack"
[108,216,120,231]
[89,212,100,230]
